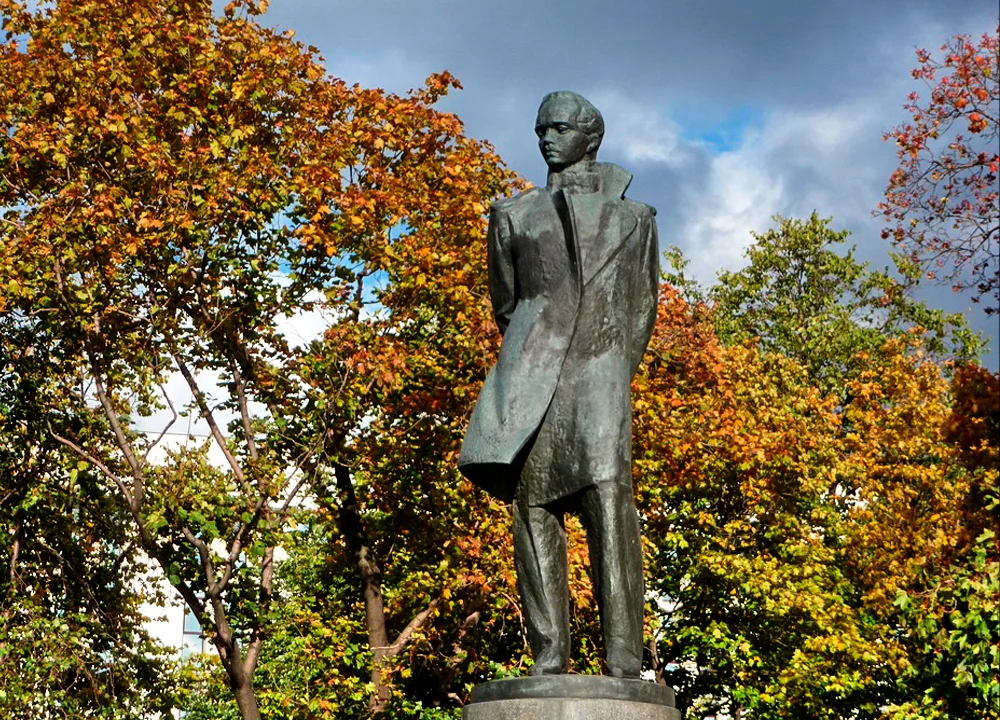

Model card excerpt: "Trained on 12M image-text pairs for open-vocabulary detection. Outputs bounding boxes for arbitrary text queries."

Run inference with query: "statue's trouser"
[512,480,644,676]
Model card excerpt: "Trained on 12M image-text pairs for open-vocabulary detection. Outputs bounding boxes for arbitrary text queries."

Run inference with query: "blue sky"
[250,0,997,365]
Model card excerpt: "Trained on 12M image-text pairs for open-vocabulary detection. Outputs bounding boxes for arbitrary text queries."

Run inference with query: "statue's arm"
[487,206,517,335]
[630,208,660,375]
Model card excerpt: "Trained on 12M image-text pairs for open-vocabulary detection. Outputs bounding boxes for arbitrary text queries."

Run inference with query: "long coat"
[458,162,659,505]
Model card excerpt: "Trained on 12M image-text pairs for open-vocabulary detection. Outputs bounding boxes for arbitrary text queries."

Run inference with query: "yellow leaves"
[43,92,54,104]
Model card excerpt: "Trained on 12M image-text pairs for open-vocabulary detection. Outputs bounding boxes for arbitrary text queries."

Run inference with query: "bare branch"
[383,596,443,660]
[173,353,248,489]
[217,495,269,590]
[229,357,259,462]
[180,524,221,598]
[276,439,327,519]
[91,370,143,481]
[50,426,135,510]
[144,381,179,461]
[243,546,275,676]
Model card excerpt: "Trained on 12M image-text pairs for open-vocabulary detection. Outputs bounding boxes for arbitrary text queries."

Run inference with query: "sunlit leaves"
[710,213,981,398]
[0,0,518,716]
[633,286,998,719]
[879,27,1000,313]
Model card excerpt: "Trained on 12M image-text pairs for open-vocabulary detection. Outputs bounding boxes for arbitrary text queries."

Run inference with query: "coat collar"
[546,161,633,199]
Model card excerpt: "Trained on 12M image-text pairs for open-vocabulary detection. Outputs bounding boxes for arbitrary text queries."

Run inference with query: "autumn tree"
[0,0,516,717]
[634,288,997,719]
[880,27,1000,314]
[888,511,999,720]
[882,362,1000,720]
[636,288,891,719]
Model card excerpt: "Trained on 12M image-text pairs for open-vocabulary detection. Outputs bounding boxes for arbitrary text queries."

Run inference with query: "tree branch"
[383,596,443,661]
[144,381,178,462]
[50,426,135,511]
[243,545,275,677]
[229,357,259,462]
[180,524,219,596]
[91,368,143,483]
[173,353,248,490]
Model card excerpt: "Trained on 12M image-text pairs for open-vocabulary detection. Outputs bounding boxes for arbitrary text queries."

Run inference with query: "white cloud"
[682,142,786,278]
[590,90,690,167]
[678,101,882,283]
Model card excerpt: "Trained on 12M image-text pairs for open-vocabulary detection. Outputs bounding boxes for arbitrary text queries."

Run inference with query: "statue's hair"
[539,91,605,147]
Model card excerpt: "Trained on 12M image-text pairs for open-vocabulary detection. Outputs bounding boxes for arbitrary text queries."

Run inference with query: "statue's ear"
[587,133,602,155]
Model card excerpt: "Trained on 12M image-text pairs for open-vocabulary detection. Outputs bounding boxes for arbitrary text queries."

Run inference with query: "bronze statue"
[459,91,659,678]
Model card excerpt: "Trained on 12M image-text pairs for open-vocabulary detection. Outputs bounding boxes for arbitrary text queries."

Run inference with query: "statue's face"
[535,97,594,171]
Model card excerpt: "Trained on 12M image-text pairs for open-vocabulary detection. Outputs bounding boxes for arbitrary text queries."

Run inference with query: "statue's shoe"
[529,658,568,676]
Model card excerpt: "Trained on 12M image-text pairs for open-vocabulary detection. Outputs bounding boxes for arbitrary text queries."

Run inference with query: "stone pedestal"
[462,676,681,720]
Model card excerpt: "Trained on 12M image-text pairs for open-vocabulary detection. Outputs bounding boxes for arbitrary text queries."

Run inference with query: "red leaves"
[943,363,1000,470]
[879,27,999,312]
[967,111,987,133]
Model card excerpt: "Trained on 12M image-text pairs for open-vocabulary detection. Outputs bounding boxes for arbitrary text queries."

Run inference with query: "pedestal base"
[462,676,681,720]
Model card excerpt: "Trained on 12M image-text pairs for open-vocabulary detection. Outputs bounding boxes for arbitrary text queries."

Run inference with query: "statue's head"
[535,91,604,171]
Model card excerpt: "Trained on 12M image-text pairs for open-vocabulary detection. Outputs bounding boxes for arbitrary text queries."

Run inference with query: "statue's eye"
[535,128,544,138]
[556,125,570,134]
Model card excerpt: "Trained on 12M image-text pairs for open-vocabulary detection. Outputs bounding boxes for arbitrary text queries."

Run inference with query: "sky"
[255,0,998,364]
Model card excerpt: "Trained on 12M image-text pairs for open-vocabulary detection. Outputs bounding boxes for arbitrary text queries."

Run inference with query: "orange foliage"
[633,286,994,718]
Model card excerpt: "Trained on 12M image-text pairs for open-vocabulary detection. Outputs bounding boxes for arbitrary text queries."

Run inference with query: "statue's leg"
[512,497,570,674]
[579,481,644,678]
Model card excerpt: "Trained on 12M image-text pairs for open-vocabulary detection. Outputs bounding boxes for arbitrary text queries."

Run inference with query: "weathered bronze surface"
[459,91,659,678]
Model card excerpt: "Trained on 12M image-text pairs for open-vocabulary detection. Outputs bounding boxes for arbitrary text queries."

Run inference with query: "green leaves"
[887,517,1000,719]
[635,282,998,719]
[709,213,980,398]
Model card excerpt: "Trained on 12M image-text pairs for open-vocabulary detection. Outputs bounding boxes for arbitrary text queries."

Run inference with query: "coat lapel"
[559,164,638,287]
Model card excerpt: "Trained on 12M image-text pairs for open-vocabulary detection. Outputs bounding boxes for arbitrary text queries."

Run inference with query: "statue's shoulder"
[490,187,545,215]
[625,197,657,218]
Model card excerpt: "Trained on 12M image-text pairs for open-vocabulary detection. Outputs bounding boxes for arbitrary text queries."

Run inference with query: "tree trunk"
[333,463,392,713]
[232,676,261,720]
[201,594,261,720]
[647,636,667,686]
[364,548,392,713]
[218,644,261,720]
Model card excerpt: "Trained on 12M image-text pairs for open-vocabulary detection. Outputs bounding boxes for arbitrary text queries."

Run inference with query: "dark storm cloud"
[258,0,997,364]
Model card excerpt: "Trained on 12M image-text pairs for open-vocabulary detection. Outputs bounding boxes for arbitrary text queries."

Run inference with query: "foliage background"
[1,2,997,719]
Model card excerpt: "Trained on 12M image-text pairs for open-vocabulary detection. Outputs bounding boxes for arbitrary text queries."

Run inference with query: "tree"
[887,512,1000,720]
[1,313,178,718]
[882,365,1000,720]
[879,28,1000,314]
[636,288,891,719]
[0,0,517,717]
[633,286,996,719]
[709,213,980,398]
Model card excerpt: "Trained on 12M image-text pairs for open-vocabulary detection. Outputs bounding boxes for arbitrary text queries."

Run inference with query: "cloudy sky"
[257,0,997,365]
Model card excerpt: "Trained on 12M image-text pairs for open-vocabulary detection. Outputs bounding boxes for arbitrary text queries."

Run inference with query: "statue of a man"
[458,91,659,678]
